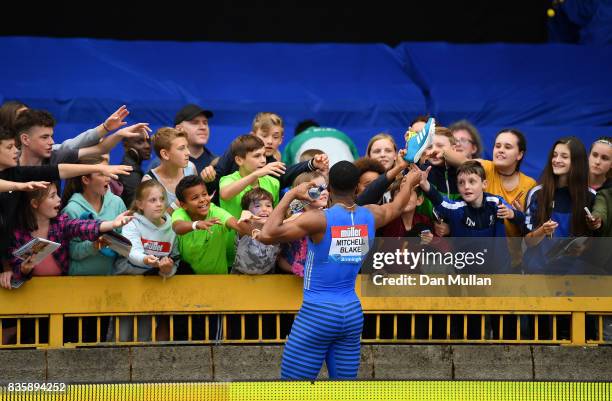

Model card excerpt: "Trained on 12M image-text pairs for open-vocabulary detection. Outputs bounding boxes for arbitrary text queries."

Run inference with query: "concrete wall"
[1,345,611,383]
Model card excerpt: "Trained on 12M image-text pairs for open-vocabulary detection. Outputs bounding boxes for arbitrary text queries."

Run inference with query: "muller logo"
[340,227,361,237]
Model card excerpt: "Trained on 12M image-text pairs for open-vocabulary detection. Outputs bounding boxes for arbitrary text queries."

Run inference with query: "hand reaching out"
[104,105,130,132]
[194,218,222,233]
[312,154,329,172]
[117,123,152,140]
[16,181,50,192]
[256,161,286,178]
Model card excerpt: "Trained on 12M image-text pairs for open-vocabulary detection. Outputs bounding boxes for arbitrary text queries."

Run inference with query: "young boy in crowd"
[143,128,197,212]
[417,126,462,218]
[232,188,280,274]
[415,160,524,273]
[15,108,149,166]
[119,132,152,207]
[172,175,249,275]
[219,135,281,264]
[213,112,328,196]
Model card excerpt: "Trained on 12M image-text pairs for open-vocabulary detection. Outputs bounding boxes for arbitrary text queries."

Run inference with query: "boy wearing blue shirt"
[415,160,524,273]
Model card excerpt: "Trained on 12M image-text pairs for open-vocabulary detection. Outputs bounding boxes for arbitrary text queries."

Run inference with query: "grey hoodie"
[114,212,178,276]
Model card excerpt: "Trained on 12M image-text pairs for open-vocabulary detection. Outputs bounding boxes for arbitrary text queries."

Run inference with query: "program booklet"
[12,237,61,266]
[100,231,132,258]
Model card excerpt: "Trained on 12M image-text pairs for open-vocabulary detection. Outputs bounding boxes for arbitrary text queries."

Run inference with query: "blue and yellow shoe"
[404,117,435,163]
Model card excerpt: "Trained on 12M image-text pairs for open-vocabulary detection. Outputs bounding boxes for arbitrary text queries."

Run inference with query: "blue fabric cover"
[1,37,610,178]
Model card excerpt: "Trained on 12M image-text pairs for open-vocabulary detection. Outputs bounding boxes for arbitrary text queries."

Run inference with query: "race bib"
[329,225,369,263]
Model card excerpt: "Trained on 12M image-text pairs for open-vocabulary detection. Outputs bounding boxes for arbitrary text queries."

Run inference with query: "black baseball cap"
[174,104,214,125]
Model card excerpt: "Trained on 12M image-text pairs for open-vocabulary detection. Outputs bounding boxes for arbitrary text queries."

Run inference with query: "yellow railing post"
[570,312,586,346]
[48,314,63,348]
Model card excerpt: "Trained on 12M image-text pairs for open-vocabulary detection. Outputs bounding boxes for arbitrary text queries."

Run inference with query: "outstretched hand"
[99,164,133,180]
[17,181,50,192]
[194,218,222,233]
[257,161,286,178]
[104,105,130,132]
[112,211,134,229]
[117,123,152,140]
[312,153,329,172]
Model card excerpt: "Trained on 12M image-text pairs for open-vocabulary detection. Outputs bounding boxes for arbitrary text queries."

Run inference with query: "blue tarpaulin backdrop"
[1,37,611,178]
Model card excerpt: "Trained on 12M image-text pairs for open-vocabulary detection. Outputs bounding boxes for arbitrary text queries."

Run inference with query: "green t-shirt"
[219,171,280,266]
[219,171,280,219]
[172,205,233,275]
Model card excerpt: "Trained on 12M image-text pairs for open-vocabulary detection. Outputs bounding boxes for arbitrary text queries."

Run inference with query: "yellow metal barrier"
[0,275,611,348]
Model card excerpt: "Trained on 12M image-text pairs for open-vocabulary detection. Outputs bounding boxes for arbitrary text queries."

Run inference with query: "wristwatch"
[192,221,199,231]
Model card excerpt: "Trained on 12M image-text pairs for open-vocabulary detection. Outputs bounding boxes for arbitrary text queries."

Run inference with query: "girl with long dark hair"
[523,137,596,273]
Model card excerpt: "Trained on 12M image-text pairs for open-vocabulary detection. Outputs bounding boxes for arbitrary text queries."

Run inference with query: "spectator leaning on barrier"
[220,135,281,266]
[231,187,280,275]
[61,155,129,276]
[172,175,249,275]
[0,127,133,288]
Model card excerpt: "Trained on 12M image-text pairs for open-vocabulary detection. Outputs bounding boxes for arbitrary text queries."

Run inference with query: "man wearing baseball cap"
[173,104,216,172]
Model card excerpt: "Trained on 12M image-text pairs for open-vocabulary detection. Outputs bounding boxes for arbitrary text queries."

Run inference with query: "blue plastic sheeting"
[1,37,611,179]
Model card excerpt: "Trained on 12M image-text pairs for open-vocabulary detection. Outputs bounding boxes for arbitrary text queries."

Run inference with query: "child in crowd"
[5,182,131,344]
[377,175,433,239]
[10,183,132,280]
[277,171,329,276]
[416,160,523,273]
[220,135,281,265]
[114,180,178,277]
[418,126,461,218]
[524,137,596,273]
[113,180,177,342]
[143,128,197,211]
[353,150,415,207]
[440,128,537,267]
[251,112,284,161]
[62,156,128,276]
[417,160,523,237]
[354,157,386,197]
[214,112,328,194]
[172,175,249,275]
[232,188,280,274]
[366,133,398,172]
[0,126,133,288]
